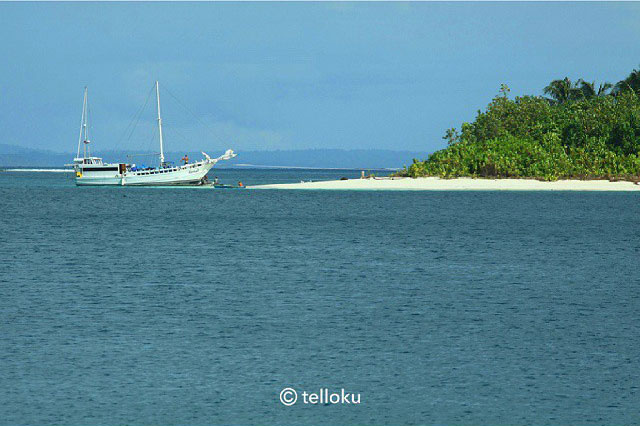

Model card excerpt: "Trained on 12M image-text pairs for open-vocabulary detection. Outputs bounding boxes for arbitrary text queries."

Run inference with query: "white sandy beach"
[251,177,640,191]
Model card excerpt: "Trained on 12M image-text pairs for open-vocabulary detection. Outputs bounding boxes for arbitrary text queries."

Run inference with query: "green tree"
[499,83,511,98]
[443,128,460,145]
[543,77,581,104]
[578,79,612,98]
[614,67,640,95]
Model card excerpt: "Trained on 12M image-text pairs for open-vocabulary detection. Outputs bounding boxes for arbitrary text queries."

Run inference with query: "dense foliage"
[407,68,640,181]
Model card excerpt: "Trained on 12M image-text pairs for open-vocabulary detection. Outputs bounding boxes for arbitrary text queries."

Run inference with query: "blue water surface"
[0,170,639,425]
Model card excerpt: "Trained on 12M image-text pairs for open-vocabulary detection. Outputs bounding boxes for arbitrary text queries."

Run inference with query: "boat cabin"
[73,156,104,166]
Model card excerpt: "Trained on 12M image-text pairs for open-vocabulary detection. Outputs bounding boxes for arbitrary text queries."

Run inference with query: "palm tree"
[614,67,640,95]
[543,77,582,104]
[597,82,613,96]
[578,80,613,98]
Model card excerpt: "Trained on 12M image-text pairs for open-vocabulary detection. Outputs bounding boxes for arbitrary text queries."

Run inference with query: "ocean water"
[1,170,639,425]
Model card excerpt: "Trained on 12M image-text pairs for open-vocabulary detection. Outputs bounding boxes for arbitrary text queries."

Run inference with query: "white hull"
[76,155,231,186]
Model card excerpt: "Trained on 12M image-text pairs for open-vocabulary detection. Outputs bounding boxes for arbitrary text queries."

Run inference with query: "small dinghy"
[213,183,246,189]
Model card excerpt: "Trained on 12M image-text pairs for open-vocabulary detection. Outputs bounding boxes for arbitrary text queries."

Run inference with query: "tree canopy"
[405,66,640,181]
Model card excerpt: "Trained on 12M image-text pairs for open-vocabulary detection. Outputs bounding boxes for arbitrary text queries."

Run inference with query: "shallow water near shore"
[1,170,639,424]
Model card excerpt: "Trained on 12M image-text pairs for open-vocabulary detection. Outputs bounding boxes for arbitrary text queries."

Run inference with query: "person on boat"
[182,154,189,164]
[214,176,219,184]
[237,181,244,187]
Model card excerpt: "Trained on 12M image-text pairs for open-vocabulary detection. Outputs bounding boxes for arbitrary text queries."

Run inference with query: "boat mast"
[156,81,165,165]
[84,88,90,159]
[77,87,88,159]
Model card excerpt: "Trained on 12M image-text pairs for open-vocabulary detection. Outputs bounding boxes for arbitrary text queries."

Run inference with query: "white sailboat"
[72,82,236,186]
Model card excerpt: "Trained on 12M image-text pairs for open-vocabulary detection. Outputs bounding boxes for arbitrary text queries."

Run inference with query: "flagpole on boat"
[156,81,165,165]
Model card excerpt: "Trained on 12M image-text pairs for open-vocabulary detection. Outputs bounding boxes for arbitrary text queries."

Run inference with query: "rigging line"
[148,125,157,149]
[164,118,202,146]
[114,83,156,150]
[164,123,192,148]
[86,103,92,157]
[125,83,156,144]
[147,125,159,165]
[126,153,160,158]
[76,89,86,158]
[135,122,158,164]
[162,85,220,142]
[125,117,158,164]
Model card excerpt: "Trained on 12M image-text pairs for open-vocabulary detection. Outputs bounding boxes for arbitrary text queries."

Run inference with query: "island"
[402,67,640,183]
[253,67,640,191]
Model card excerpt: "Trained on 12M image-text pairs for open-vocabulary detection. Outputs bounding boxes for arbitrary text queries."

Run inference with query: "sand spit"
[250,177,640,191]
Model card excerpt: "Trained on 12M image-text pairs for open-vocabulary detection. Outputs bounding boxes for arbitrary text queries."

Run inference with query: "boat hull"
[76,160,216,186]
[76,178,207,186]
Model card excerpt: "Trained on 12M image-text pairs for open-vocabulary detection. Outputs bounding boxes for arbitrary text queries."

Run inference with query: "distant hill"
[220,149,429,169]
[0,144,428,169]
[0,144,71,167]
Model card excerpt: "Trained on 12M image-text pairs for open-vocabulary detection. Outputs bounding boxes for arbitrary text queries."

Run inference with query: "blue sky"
[1,2,639,154]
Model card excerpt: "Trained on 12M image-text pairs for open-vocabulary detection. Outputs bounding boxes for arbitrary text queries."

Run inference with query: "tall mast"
[156,81,165,165]
[84,88,90,158]
[77,87,88,158]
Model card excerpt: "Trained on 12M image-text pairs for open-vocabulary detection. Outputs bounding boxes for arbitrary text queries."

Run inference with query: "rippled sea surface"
[1,170,639,425]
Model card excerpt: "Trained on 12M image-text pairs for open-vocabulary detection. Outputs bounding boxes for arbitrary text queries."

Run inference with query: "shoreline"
[250,177,640,191]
